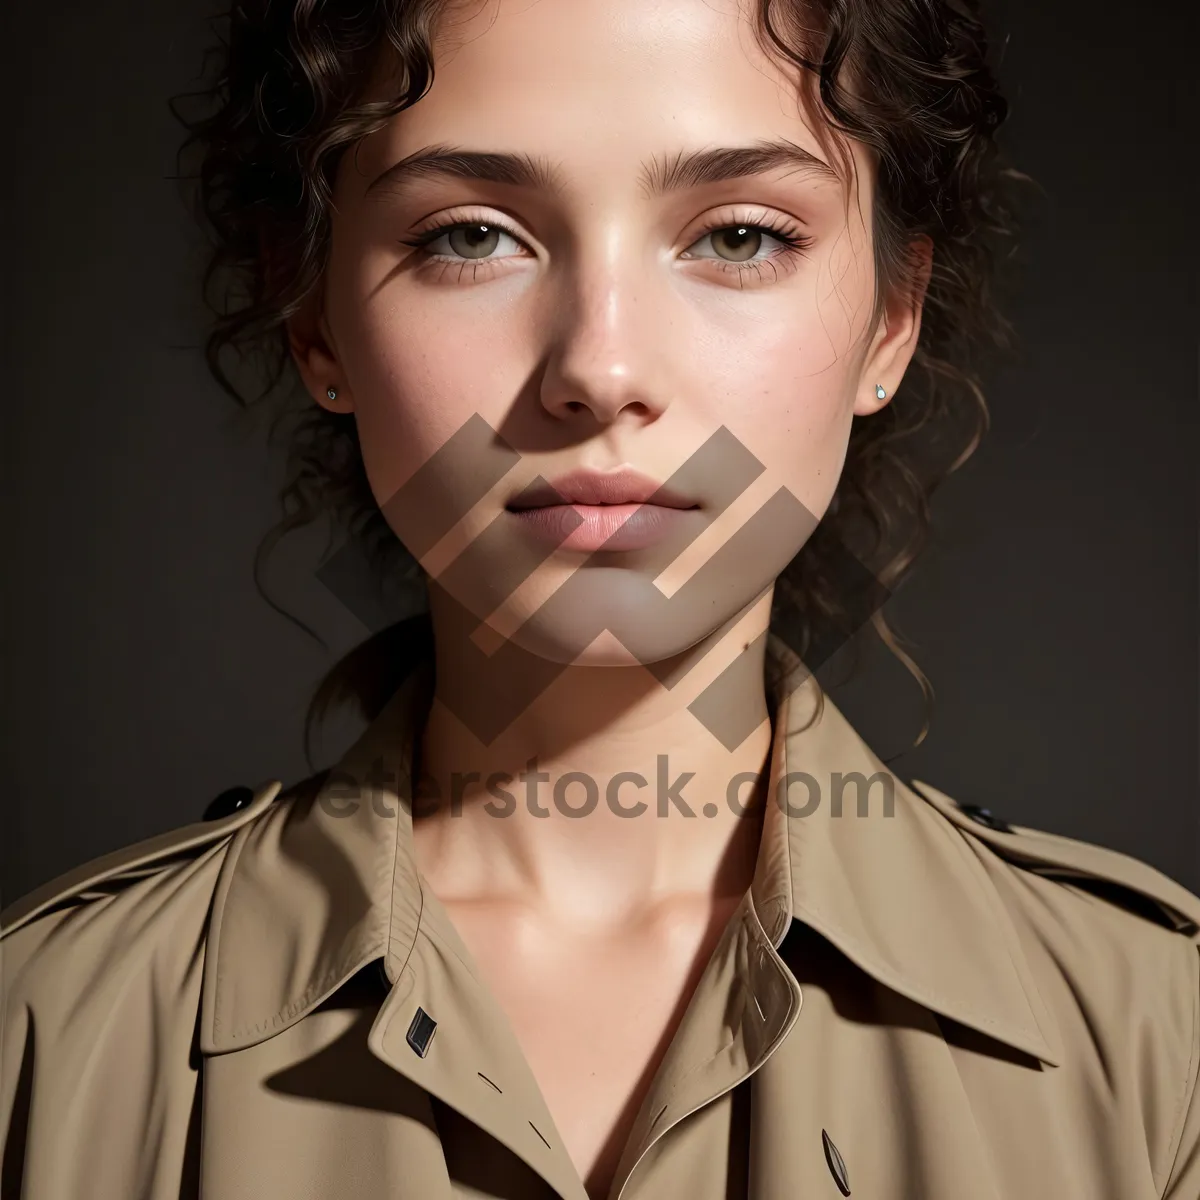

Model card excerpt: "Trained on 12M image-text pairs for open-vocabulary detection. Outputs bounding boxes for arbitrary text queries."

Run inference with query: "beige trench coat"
[4,643,1200,1199]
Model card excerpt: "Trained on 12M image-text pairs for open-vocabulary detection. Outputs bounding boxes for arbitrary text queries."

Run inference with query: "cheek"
[750,386,854,520]
[324,224,519,511]
[688,265,872,521]
[336,291,524,513]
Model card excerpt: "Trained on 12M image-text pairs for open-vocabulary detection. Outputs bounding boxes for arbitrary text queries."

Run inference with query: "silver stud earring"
[875,384,887,400]
[326,386,339,401]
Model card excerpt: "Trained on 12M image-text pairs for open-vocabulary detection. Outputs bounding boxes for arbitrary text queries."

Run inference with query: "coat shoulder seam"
[908,779,1200,935]
[0,781,283,940]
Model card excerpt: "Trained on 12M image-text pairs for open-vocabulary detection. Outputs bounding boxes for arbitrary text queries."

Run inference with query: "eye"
[682,219,811,273]
[699,226,767,262]
[402,220,525,262]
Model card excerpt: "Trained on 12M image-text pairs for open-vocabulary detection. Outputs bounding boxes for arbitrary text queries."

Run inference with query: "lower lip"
[508,503,698,552]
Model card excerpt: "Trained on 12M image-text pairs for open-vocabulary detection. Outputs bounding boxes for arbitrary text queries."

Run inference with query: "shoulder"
[909,778,1200,1196]
[1,781,286,1007]
[908,777,1200,940]
[904,776,1199,1043]
[0,780,305,1196]
[908,777,1200,1003]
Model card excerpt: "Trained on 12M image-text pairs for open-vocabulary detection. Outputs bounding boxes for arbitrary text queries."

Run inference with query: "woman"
[2,0,1198,1197]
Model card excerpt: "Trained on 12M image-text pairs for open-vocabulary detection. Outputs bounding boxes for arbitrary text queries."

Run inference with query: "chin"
[497,592,727,673]
[509,627,683,670]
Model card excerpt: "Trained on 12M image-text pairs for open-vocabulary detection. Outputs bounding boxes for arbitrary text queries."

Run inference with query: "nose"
[538,249,673,426]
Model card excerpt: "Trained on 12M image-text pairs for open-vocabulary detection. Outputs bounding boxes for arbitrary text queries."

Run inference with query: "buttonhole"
[822,1128,851,1197]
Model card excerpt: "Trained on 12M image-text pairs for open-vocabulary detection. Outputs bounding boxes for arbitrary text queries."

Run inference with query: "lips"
[505,467,699,512]
[505,467,702,552]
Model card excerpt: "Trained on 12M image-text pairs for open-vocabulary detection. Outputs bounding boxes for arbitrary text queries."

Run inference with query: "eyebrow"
[364,138,840,199]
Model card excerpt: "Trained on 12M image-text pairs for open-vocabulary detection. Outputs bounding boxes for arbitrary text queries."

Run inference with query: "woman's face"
[293,0,924,668]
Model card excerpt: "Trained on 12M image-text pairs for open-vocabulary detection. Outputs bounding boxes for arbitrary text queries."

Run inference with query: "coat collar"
[199,635,1061,1069]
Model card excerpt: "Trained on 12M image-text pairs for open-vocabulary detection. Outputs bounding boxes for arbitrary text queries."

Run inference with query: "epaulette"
[0,780,283,940]
[910,779,1200,939]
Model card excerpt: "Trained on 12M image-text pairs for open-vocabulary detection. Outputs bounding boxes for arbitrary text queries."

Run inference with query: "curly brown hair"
[173,0,1027,766]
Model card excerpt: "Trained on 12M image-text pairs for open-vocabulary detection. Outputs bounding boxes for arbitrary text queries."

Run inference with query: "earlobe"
[286,287,354,414]
[854,381,893,417]
[854,235,932,418]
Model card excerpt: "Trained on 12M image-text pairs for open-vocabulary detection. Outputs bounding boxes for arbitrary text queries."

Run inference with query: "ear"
[854,235,933,417]
[287,281,355,414]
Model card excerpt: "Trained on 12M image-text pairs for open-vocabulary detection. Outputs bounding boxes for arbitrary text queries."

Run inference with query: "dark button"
[822,1129,851,1196]
[958,803,1013,833]
[203,785,256,821]
[406,1007,437,1058]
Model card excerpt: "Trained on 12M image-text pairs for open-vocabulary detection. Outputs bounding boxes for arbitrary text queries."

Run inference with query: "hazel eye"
[446,224,502,259]
[681,219,810,277]
[707,226,763,263]
[417,222,525,261]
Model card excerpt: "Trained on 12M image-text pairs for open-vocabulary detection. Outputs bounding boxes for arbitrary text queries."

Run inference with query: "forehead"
[360,0,860,196]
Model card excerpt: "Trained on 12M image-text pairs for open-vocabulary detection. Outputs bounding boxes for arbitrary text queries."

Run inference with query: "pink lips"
[506,467,701,552]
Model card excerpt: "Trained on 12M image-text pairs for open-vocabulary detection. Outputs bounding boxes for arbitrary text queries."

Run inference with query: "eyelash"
[398,208,813,286]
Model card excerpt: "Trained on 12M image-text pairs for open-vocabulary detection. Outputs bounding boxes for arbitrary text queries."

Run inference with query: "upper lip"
[506,467,699,511]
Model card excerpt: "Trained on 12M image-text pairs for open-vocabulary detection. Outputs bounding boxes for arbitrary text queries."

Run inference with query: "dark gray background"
[2,0,1197,901]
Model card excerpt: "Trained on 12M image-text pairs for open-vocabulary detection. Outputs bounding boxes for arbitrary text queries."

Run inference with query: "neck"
[411,604,776,932]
